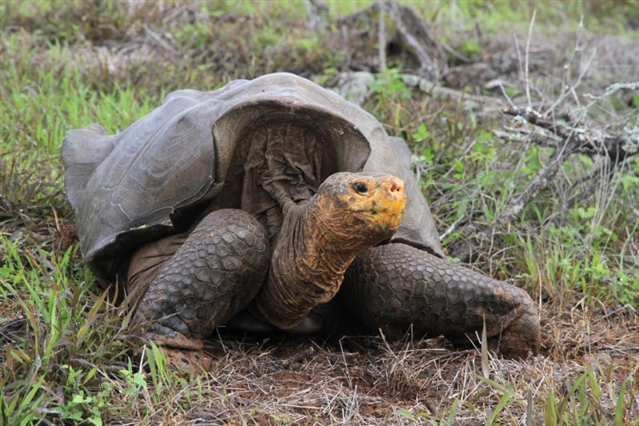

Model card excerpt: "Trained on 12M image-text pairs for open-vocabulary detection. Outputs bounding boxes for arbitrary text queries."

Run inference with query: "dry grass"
[100,297,637,424]
[179,299,637,424]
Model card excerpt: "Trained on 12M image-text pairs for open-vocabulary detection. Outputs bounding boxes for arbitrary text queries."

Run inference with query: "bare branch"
[524,9,536,109]
[494,105,637,224]
[494,128,561,149]
[378,2,387,72]
[501,106,638,163]
[386,0,441,80]
[304,0,329,30]
[497,128,578,224]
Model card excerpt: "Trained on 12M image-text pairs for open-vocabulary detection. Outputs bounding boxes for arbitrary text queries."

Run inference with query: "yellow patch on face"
[346,175,407,230]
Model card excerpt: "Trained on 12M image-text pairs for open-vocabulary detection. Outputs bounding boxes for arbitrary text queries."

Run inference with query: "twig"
[496,108,582,224]
[585,82,639,101]
[304,0,329,31]
[494,106,637,224]
[143,24,178,54]
[378,2,386,72]
[562,152,638,217]
[337,1,445,80]
[497,129,577,224]
[404,74,502,113]
[524,9,536,109]
[502,106,637,162]
[546,16,593,117]
[559,159,611,214]
[494,128,561,149]
[439,214,468,242]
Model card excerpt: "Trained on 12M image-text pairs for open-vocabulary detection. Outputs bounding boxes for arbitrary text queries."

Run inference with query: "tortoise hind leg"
[339,243,540,358]
[130,209,270,371]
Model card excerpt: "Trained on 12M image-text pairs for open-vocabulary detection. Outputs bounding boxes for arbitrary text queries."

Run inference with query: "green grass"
[1,0,638,424]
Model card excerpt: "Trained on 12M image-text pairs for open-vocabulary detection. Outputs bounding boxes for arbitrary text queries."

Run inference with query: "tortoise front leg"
[339,243,541,358]
[131,209,270,369]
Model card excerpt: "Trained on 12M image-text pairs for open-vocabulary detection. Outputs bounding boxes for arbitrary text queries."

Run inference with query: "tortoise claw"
[142,332,212,374]
[161,347,213,374]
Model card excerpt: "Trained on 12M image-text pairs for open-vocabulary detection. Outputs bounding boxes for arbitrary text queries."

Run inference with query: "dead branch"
[403,74,502,113]
[562,162,611,213]
[451,105,637,261]
[336,1,447,80]
[501,106,638,162]
[495,106,638,224]
[497,109,580,224]
[386,0,443,80]
[304,0,329,31]
[378,2,387,72]
[493,128,561,149]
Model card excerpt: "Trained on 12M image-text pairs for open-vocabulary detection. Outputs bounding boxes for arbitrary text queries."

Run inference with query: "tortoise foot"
[486,299,540,358]
[142,332,212,374]
[161,347,213,374]
[145,331,213,373]
[341,243,541,358]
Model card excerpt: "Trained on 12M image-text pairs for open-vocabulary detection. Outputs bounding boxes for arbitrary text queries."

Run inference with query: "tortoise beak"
[370,176,406,230]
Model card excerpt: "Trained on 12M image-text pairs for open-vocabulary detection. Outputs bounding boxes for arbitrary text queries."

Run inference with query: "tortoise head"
[313,172,407,243]
[257,172,407,330]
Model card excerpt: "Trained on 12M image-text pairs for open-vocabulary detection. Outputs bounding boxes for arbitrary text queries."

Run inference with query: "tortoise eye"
[353,182,368,194]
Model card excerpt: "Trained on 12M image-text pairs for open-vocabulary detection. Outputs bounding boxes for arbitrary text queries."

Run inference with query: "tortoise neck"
[254,194,388,330]
[303,196,370,273]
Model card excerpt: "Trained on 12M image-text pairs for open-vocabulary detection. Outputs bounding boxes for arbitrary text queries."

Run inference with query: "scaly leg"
[130,209,270,371]
[339,243,540,358]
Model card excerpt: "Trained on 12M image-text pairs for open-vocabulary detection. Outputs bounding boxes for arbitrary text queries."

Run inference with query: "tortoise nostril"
[390,182,403,192]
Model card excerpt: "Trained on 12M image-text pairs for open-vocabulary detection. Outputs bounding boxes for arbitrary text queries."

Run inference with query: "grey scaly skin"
[339,244,541,357]
[132,209,270,350]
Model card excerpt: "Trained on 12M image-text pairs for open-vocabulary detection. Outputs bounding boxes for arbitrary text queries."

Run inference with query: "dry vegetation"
[1,1,638,424]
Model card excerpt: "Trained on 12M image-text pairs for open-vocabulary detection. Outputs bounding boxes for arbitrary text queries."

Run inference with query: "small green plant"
[542,365,636,425]
[369,68,410,101]
[457,38,483,58]
[57,386,104,426]
[269,414,291,423]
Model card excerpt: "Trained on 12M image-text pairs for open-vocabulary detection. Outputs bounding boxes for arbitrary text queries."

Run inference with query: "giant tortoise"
[62,73,540,370]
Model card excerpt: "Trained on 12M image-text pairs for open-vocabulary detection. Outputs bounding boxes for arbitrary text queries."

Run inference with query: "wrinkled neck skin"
[304,196,388,277]
[255,193,395,330]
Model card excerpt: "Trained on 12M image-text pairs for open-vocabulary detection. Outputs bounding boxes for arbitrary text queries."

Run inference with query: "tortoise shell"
[62,73,443,287]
